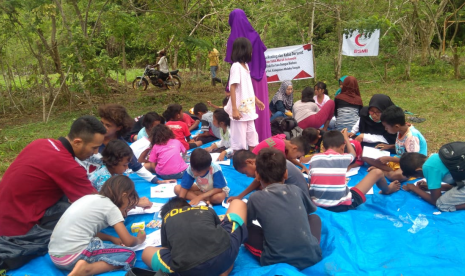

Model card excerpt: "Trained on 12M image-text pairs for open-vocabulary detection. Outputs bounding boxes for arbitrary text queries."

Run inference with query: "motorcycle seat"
[169,70,179,75]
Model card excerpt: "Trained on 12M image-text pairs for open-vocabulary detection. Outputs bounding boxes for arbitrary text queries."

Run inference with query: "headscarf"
[335,76,363,106]
[271,80,293,110]
[359,94,396,143]
[225,9,267,81]
[334,75,348,96]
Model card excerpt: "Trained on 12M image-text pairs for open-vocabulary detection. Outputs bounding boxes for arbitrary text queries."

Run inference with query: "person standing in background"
[225,9,271,142]
[208,48,222,86]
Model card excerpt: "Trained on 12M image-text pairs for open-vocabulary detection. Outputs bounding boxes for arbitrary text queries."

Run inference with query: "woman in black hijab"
[349,94,396,153]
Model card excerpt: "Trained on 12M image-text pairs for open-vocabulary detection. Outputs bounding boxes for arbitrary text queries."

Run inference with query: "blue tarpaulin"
[8,142,465,275]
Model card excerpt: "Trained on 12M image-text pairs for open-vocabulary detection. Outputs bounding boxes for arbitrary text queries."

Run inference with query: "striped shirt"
[309,149,355,207]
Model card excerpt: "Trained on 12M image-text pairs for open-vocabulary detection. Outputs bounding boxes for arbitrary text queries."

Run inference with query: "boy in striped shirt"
[309,129,400,212]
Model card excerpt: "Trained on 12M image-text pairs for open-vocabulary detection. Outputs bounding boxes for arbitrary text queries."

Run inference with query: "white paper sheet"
[362,146,390,159]
[128,230,161,251]
[346,167,360,177]
[127,203,164,216]
[215,159,231,166]
[150,184,176,198]
[367,187,374,195]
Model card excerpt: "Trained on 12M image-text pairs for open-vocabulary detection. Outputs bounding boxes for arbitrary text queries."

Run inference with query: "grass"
[1,56,465,176]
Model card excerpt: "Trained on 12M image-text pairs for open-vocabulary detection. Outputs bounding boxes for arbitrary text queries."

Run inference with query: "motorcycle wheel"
[166,75,182,90]
[132,77,148,91]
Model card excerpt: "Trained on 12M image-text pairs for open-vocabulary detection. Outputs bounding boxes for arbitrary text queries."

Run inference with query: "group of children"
[46,36,463,276]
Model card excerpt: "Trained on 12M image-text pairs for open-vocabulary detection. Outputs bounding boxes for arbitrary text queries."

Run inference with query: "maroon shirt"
[0,138,96,236]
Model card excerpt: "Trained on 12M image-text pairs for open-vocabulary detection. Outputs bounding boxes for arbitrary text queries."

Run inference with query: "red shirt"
[252,134,286,156]
[350,139,364,166]
[182,113,195,128]
[166,121,191,150]
[0,138,96,236]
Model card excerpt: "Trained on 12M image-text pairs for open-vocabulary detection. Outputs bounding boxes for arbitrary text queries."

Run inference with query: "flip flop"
[407,116,426,123]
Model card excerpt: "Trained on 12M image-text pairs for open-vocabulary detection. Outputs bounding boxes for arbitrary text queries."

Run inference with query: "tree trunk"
[452,45,460,79]
[173,44,179,70]
[335,8,343,80]
[308,0,315,43]
[122,35,127,92]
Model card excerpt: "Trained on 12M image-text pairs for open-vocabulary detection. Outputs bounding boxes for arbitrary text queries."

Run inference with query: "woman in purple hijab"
[225,9,271,141]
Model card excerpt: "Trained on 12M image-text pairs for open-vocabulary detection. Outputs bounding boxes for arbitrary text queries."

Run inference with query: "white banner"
[265,44,314,83]
[342,29,380,56]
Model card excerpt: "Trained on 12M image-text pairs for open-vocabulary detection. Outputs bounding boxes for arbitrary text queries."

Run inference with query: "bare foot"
[379,180,401,195]
[69,260,89,276]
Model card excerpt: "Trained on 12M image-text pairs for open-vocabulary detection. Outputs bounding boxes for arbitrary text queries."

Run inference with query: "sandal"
[407,116,426,123]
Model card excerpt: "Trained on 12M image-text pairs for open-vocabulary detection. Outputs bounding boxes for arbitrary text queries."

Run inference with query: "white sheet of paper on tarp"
[222,198,248,209]
[150,184,176,198]
[346,167,360,177]
[128,230,161,251]
[362,146,390,159]
[367,187,374,195]
[210,153,230,166]
[127,203,164,216]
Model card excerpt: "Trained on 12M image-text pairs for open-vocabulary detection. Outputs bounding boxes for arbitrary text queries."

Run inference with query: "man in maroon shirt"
[0,115,106,270]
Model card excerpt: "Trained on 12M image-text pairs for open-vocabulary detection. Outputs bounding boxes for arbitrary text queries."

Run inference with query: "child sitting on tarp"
[163,103,198,150]
[228,149,309,204]
[300,127,325,164]
[143,124,188,180]
[252,134,311,174]
[362,106,427,181]
[191,102,221,146]
[309,130,401,212]
[400,151,463,212]
[245,148,322,270]
[141,197,247,275]
[49,175,146,275]
[205,108,233,161]
[174,148,230,206]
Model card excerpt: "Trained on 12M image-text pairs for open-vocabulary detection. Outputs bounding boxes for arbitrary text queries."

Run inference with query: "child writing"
[205,108,233,161]
[91,140,172,190]
[228,149,310,203]
[224,37,265,152]
[245,148,322,269]
[313,82,330,108]
[400,152,460,211]
[163,103,197,150]
[300,127,325,164]
[141,197,247,275]
[252,134,311,174]
[192,102,221,147]
[145,124,188,180]
[309,130,400,212]
[48,175,145,276]
[363,105,427,181]
[174,148,230,205]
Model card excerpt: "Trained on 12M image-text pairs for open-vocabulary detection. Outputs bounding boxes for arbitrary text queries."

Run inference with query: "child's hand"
[217,151,226,161]
[301,166,309,174]
[341,128,349,139]
[207,101,213,107]
[348,132,355,138]
[226,196,242,203]
[205,146,213,153]
[367,166,377,172]
[232,109,242,120]
[137,197,153,209]
[189,196,203,206]
[256,99,265,110]
[416,180,428,191]
[111,237,124,246]
[377,156,391,164]
[137,230,146,243]
[403,183,416,192]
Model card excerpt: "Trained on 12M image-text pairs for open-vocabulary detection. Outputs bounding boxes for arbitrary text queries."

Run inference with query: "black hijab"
[359,94,396,144]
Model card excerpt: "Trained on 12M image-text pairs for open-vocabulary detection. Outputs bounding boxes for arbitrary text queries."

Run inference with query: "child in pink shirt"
[224,38,265,151]
[148,124,188,179]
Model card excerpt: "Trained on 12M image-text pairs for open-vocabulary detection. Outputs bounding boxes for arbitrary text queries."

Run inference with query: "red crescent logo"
[355,34,366,47]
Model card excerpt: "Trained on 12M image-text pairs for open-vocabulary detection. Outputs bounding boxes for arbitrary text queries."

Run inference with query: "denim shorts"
[50,238,136,271]
[151,213,247,275]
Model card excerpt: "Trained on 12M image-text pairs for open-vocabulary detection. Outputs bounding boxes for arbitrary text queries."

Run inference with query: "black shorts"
[322,188,366,213]
[194,135,218,145]
[151,213,247,276]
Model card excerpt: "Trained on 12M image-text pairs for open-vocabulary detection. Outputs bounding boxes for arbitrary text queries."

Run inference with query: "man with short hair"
[0,115,106,270]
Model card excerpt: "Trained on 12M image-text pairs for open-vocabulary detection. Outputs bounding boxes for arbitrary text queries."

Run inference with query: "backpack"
[438,142,465,189]
[270,116,302,140]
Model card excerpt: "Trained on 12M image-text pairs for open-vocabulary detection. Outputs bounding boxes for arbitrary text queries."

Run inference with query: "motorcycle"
[132,65,182,91]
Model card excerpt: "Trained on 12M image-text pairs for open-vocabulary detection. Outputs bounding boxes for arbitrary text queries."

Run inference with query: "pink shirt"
[252,134,286,156]
[149,139,188,176]
[224,62,258,121]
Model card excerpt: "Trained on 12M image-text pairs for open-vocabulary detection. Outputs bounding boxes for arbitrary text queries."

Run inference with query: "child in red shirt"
[163,104,197,150]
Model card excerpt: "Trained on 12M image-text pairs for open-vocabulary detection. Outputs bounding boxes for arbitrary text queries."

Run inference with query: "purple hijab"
[225,9,267,81]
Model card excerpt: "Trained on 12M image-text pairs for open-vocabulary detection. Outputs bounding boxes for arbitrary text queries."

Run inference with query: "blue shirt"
[137,127,149,141]
[88,165,112,191]
[181,163,227,192]
[423,154,452,190]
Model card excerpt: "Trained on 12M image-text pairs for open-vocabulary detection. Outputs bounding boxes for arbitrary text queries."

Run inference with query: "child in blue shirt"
[363,106,427,181]
[400,152,462,211]
[174,148,229,205]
